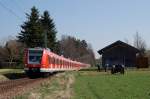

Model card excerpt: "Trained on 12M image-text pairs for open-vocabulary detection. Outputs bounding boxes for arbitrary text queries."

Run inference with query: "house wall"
[102,46,136,67]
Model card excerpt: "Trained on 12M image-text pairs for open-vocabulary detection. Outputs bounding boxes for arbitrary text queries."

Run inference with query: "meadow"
[73,70,150,99]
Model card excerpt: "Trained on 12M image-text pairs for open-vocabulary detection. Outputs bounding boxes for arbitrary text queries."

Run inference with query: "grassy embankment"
[0,69,23,74]
[0,69,24,80]
[73,70,150,99]
[15,72,75,99]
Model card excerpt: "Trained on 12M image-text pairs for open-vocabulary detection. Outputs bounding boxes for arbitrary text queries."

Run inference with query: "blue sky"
[0,0,150,58]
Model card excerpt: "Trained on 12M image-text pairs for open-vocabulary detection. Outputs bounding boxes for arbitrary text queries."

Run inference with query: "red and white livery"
[24,48,90,76]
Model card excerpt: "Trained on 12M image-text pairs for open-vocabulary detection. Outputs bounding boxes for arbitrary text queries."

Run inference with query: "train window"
[55,58,58,65]
[49,56,51,64]
[58,59,59,65]
[59,60,61,65]
[58,60,59,65]
[68,62,70,67]
[61,60,63,66]
[63,61,66,68]
[28,50,43,64]
[61,60,64,68]
[60,60,62,66]
[57,59,59,65]
[60,60,62,67]
[66,61,67,66]
[51,57,54,64]
[64,61,66,67]
[53,58,55,64]
[67,62,69,67]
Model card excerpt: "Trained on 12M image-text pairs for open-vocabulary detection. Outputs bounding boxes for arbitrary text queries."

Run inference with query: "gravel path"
[0,77,51,99]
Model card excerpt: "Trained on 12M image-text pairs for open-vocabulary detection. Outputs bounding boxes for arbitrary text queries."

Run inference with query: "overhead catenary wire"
[9,0,25,14]
[0,0,23,21]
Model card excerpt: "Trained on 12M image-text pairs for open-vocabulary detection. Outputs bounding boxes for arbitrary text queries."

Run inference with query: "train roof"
[26,48,90,65]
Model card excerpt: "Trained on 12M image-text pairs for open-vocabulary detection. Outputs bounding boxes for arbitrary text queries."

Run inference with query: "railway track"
[0,77,50,99]
[0,78,39,93]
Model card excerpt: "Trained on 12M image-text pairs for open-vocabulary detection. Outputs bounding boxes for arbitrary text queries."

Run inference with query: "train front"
[24,48,44,76]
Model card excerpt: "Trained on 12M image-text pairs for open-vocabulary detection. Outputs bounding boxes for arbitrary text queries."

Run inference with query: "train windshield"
[28,50,43,64]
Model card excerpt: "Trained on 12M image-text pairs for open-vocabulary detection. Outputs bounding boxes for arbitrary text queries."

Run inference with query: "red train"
[24,48,90,77]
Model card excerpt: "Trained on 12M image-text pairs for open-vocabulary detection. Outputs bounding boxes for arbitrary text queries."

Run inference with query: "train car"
[24,48,90,77]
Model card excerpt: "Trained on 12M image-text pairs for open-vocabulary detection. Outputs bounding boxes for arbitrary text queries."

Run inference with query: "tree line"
[0,6,95,68]
[59,35,95,65]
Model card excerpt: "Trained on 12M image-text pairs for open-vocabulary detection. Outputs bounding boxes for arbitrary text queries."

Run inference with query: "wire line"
[0,1,22,21]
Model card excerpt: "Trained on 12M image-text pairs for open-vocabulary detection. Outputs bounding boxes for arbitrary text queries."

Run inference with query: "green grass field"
[73,70,150,99]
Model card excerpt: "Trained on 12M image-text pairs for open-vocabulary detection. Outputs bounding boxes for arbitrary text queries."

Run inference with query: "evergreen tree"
[17,6,43,47]
[17,7,59,53]
[40,11,57,52]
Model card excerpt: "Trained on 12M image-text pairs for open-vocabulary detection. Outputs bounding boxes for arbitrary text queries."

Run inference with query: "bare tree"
[0,46,5,62]
[59,35,77,59]
[1,40,24,66]
[59,35,95,65]
[134,32,146,56]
